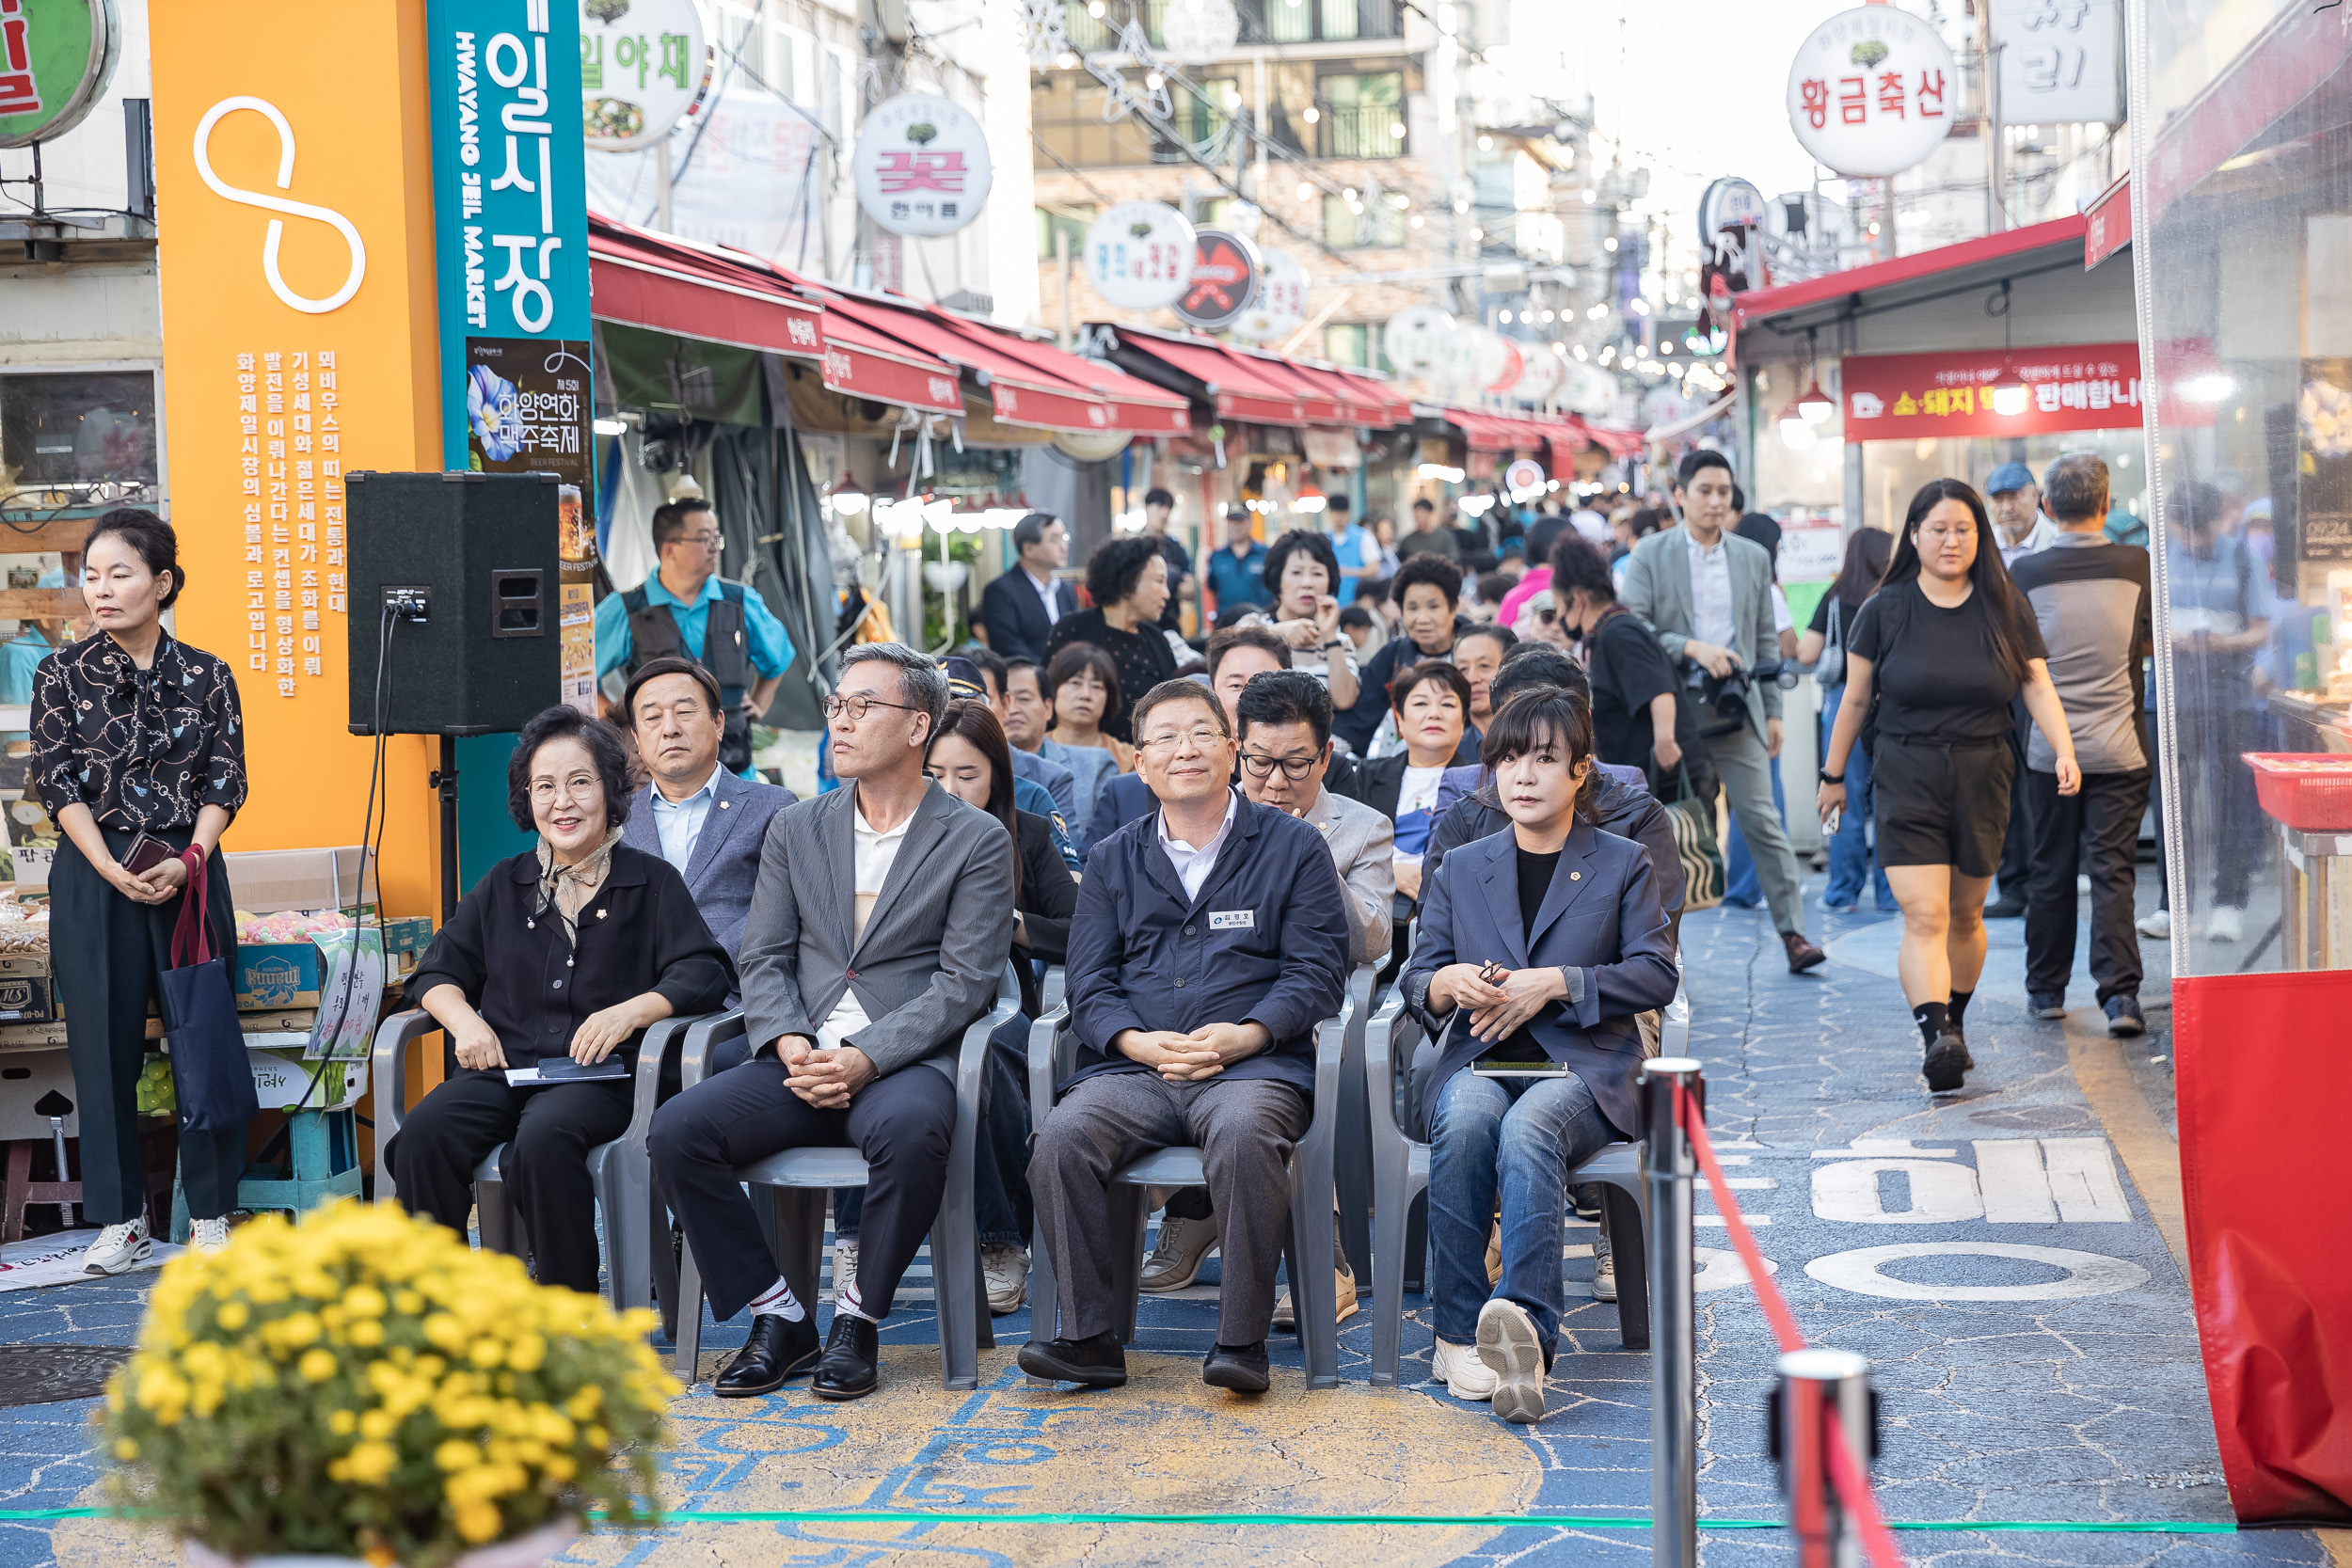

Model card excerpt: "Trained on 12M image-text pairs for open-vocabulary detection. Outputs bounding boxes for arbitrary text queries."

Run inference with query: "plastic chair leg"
[674,1239,706,1382]
[1111,1183,1149,1345]
[1291,1187,1340,1389]
[1335,1044,1375,1285]
[1369,1154,1422,1386]
[648,1173,680,1340]
[1403,1189,1429,1295]
[1599,1180,1649,1351]
[1027,1209,1060,1354]
[592,1148,647,1315]
[475,1176,518,1259]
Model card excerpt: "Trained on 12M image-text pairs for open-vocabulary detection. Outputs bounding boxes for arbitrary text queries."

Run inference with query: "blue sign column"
[425,0,597,888]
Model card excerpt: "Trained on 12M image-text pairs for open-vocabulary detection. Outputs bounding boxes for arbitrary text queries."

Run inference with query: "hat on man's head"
[1986,461,2036,497]
[937,655,987,701]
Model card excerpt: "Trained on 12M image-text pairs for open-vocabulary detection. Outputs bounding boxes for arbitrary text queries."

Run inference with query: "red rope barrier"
[1673,1081,1905,1568]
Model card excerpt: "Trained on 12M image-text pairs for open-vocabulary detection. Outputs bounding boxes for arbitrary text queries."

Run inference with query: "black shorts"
[1871,736,2014,877]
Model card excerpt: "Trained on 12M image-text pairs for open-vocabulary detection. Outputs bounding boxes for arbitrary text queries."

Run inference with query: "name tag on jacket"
[1208,910,1255,930]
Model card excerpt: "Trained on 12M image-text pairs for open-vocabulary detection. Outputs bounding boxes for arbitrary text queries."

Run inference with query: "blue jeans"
[834,1012,1033,1248]
[1819,685,1894,910]
[1722,755,1786,908]
[1429,1068,1616,1359]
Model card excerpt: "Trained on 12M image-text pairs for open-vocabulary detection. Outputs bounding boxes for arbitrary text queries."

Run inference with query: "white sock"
[749,1275,805,1323]
[834,1277,880,1324]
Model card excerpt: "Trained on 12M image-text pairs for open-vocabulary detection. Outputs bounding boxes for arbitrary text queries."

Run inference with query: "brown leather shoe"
[1783,931,1828,974]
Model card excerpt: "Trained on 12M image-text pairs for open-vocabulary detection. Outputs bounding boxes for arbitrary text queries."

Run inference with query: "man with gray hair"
[980,512,1078,662]
[651,641,1015,1402]
[2008,454,2154,1037]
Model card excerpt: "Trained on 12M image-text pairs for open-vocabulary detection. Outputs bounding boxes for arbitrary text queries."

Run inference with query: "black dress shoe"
[811,1313,881,1401]
[713,1313,820,1398]
[1201,1341,1271,1392]
[1018,1330,1129,1386]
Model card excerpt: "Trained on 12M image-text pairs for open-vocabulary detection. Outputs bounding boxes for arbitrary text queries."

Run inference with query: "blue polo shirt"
[1204,540,1270,622]
[593,573,796,682]
[1327,523,1374,599]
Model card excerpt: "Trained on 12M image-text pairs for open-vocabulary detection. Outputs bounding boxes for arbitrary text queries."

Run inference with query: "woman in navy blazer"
[1402,687,1677,1425]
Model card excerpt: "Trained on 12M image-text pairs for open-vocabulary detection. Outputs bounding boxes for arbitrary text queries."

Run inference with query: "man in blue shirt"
[595,497,794,776]
[1324,493,1374,601]
[1202,508,1270,626]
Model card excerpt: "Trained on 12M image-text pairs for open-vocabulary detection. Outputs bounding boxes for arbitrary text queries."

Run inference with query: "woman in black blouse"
[833,698,1076,1314]
[385,705,731,1294]
[1041,534,1176,742]
[32,510,248,1272]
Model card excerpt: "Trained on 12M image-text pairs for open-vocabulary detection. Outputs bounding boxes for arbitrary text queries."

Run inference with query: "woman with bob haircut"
[385,705,734,1294]
[1402,687,1677,1425]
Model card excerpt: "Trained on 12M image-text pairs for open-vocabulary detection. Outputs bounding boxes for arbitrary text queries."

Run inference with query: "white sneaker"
[1431,1338,1499,1401]
[1591,1227,1617,1303]
[830,1238,858,1301]
[83,1216,151,1276]
[1138,1214,1216,1291]
[1476,1298,1548,1424]
[1272,1262,1361,1329]
[981,1243,1028,1314]
[2209,906,2244,942]
[2137,909,2171,940]
[189,1216,231,1254]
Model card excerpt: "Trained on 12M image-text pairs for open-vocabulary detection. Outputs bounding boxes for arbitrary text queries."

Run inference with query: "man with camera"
[1621,451,1825,974]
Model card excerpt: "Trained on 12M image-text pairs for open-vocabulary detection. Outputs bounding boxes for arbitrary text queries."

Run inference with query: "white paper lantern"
[1159,0,1240,64]
[1084,201,1197,311]
[1785,8,1960,180]
[852,92,993,238]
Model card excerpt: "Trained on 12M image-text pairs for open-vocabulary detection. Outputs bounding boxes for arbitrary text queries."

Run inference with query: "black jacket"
[980,570,1080,665]
[1013,809,1080,1015]
[407,844,735,1066]
[1424,770,1687,918]
[1357,742,1485,821]
[1334,617,1480,753]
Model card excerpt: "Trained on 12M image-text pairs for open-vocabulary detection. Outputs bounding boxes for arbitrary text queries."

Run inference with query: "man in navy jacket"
[1022,678,1351,1395]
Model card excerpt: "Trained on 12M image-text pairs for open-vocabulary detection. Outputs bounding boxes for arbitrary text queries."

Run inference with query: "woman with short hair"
[1238,530,1361,710]
[1044,641,1133,774]
[1360,660,1479,911]
[386,705,733,1294]
[1043,535,1177,742]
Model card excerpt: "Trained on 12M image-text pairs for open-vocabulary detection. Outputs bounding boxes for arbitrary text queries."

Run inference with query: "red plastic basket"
[2244,752,2352,832]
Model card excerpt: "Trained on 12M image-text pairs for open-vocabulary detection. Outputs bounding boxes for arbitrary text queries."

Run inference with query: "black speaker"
[346,470,563,736]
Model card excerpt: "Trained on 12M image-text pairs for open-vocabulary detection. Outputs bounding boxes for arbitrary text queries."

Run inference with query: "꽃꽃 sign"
[852,90,992,239]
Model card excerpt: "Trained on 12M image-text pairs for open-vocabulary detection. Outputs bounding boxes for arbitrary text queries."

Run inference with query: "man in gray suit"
[619,657,797,974]
[1621,451,1825,973]
[650,643,1015,1402]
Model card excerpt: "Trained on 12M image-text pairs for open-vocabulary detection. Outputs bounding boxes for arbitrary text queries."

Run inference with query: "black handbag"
[158,850,260,1137]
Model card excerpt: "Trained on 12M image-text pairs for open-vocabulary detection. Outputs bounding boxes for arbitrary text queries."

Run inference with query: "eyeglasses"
[675,532,723,549]
[1534,606,1560,625]
[530,772,603,804]
[1138,726,1224,754]
[1239,750,1320,781]
[821,692,923,722]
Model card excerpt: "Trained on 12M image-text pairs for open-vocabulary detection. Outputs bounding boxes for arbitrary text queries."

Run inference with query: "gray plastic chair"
[1364,989,1653,1386]
[669,981,1021,1392]
[370,1007,691,1314]
[1025,989,1356,1390]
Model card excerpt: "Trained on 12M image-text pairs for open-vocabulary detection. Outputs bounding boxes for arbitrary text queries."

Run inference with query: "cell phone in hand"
[120,833,176,878]
[1823,807,1840,836]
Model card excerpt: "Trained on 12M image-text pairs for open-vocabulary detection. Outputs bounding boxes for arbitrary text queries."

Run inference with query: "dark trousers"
[383,1069,631,1295]
[50,826,246,1225]
[2025,768,2153,1004]
[650,1055,955,1323]
[1030,1070,1308,1344]
[1996,745,2033,905]
[834,1012,1033,1247]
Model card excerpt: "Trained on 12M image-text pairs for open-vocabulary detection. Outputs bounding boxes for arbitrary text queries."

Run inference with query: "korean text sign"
[1840,343,2147,437]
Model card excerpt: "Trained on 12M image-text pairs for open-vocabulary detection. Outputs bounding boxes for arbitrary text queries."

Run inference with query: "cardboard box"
[0,974,53,1023]
[0,952,47,978]
[235,932,421,1011]
[224,846,378,915]
[247,1044,367,1112]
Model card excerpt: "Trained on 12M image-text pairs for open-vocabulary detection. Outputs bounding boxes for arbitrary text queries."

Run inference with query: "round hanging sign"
[581,0,708,153]
[0,0,119,150]
[1508,344,1564,404]
[1084,201,1196,311]
[1785,7,1958,179]
[852,91,993,238]
[1172,228,1260,331]
[1159,0,1240,63]
[1698,177,1769,247]
[1504,457,1546,493]
[1477,330,1525,396]
[1383,306,1456,377]
[1230,248,1307,342]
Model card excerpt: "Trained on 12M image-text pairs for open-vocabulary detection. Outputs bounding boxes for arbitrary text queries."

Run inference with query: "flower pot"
[183,1514,580,1568]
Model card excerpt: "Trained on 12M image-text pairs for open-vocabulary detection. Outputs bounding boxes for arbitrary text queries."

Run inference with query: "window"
[1031,72,1165,166]
[723,8,764,86]
[0,371,159,494]
[1319,71,1404,159]
[1266,0,1312,42]
[1325,323,1372,368]
[769,24,812,102]
[1186,75,1241,146]
[1324,194,1404,247]
[1243,0,1397,42]
[1319,0,1359,40]
[1037,204,1096,260]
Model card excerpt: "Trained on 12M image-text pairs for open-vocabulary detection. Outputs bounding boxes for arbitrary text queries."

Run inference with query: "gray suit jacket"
[1619,525,1784,723]
[620,768,796,963]
[739,779,1015,1081]
[1305,784,1394,966]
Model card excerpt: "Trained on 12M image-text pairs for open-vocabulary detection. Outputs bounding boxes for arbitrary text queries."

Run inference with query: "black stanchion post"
[1772,1347,1874,1568]
[1642,1055,1703,1568]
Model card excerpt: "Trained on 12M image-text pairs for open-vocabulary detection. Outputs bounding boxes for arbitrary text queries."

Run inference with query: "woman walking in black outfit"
[32,510,249,1270]
[1817,480,2078,1092]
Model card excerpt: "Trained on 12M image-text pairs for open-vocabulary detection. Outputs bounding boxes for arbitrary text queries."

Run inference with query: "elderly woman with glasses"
[385,705,734,1294]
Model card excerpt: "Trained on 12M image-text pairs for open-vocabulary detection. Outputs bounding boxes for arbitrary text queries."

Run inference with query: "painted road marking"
[2042,1137,2133,1222]
[1812,1157,1986,1224]
[1810,1138,2132,1225]
[1975,1140,2059,1223]
[1812,1139,1957,1158]
[1804,1242,2150,1302]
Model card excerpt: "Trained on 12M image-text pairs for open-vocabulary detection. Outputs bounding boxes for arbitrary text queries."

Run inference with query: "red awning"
[587,213,824,359]
[1112,330,1342,426]
[1586,424,1645,458]
[814,309,965,414]
[1276,360,1404,427]
[1328,367,1413,426]
[1730,214,2087,333]
[1221,349,1351,424]
[1448,409,1543,453]
[826,295,1190,434]
[943,320,1191,434]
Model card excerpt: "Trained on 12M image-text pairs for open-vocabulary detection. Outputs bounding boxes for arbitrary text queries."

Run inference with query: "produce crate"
[2245,752,2352,832]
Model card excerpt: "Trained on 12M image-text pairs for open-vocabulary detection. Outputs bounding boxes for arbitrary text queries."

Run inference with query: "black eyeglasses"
[821,693,922,721]
[1239,751,1321,781]
[1534,606,1560,625]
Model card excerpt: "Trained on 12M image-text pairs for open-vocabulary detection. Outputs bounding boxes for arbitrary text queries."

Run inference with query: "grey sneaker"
[189,1216,231,1253]
[981,1243,1028,1314]
[1590,1226,1617,1303]
[829,1238,858,1303]
[1476,1298,1548,1424]
[1139,1215,1216,1291]
[83,1216,151,1276]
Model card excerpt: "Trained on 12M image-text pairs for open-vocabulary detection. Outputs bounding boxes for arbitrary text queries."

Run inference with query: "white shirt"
[1026,568,1063,626]
[1770,581,1793,636]
[1997,514,2062,566]
[648,764,723,874]
[815,795,914,1051]
[1398,764,1447,819]
[1686,530,1736,652]
[1156,789,1239,902]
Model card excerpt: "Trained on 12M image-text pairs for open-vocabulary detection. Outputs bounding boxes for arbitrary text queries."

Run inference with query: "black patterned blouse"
[30,633,248,831]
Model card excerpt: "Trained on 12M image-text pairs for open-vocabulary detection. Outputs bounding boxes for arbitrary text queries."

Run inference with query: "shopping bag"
[1664,763,1725,912]
[158,849,260,1136]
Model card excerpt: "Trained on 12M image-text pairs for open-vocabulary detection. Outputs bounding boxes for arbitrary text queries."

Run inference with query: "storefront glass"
[1860,429,2149,535]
